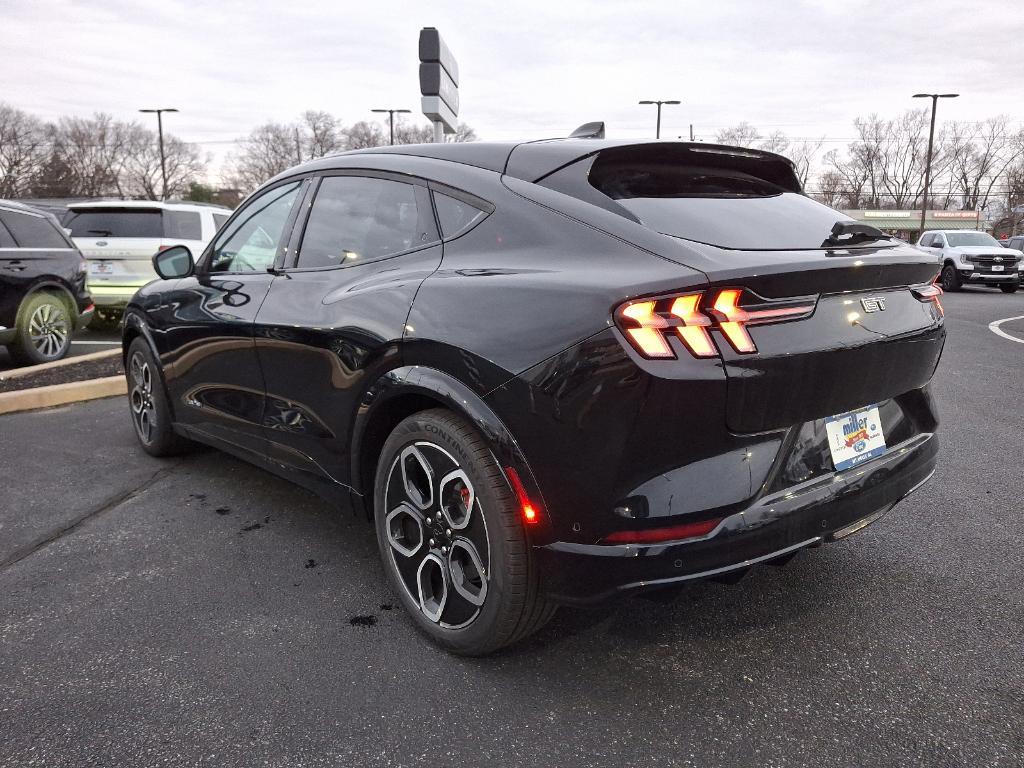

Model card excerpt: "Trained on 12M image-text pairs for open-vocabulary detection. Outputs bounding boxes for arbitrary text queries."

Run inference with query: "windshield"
[945,232,1001,248]
[63,208,162,238]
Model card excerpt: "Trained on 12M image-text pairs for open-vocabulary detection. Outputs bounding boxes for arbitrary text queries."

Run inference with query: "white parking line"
[988,315,1024,344]
[71,340,120,345]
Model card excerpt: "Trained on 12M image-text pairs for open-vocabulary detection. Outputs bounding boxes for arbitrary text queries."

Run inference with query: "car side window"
[934,234,946,247]
[209,182,301,274]
[164,211,202,240]
[0,210,69,249]
[296,176,424,269]
[433,191,487,238]
[0,217,16,248]
[919,234,933,247]
[212,213,229,232]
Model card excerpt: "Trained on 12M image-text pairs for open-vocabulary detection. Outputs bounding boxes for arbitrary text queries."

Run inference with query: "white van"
[63,200,233,324]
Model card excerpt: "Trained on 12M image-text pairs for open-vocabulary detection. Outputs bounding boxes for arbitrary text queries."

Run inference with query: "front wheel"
[941,264,962,292]
[999,283,1019,294]
[374,409,554,655]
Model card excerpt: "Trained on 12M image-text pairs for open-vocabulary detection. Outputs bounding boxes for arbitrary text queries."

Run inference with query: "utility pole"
[139,107,178,200]
[294,126,302,164]
[371,108,412,146]
[638,100,680,139]
[689,123,695,141]
[912,92,958,238]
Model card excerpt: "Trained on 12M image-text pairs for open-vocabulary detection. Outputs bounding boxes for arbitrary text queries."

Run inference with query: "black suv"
[0,201,94,364]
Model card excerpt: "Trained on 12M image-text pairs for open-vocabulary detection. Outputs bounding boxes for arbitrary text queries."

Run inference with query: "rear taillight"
[615,289,816,360]
[911,282,944,316]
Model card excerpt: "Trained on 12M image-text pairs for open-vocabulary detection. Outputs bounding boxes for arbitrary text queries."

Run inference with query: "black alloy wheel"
[940,265,962,292]
[374,409,554,655]
[126,337,192,457]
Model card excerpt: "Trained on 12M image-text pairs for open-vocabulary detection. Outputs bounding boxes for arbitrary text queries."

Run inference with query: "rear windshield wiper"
[821,221,892,249]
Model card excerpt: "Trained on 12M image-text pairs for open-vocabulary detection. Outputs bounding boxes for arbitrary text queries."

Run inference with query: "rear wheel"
[126,337,192,457]
[373,409,554,655]
[10,292,72,365]
[940,264,962,292]
[999,283,1019,294]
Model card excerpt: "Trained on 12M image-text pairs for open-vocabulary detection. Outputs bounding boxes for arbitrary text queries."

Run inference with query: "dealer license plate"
[90,261,114,275]
[991,265,1004,272]
[825,405,887,471]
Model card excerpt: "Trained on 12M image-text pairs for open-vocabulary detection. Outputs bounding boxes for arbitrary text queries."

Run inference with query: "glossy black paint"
[125,139,945,604]
[0,204,92,345]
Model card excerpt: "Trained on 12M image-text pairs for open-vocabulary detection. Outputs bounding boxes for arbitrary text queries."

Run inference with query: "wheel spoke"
[439,469,475,530]
[386,503,425,558]
[448,537,487,607]
[400,445,434,510]
[416,553,448,623]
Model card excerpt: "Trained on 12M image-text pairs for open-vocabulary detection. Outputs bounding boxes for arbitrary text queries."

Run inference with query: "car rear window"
[0,210,69,249]
[584,147,871,251]
[63,208,163,238]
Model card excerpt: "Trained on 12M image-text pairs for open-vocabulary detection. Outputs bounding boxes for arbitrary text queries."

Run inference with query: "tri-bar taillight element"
[616,289,816,360]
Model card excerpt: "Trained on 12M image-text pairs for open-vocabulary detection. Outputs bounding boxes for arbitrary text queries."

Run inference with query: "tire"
[940,264,962,292]
[125,337,192,457]
[373,408,555,655]
[10,292,73,365]
[999,284,1019,294]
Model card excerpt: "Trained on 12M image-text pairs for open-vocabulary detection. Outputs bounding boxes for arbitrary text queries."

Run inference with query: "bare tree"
[448,122,477,143]
[945,116,1024,212]
[815,169,847,208]
[46,113,134,197]
[343,120,386,150]
[122,125,206,200]
[0,104,48,197]
[301,110,342,159]
[224,122,296,191]
[394,118,434,145]
[715,121,761,148]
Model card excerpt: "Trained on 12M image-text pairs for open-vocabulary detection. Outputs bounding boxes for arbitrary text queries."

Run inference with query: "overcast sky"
[3,0,1022,177]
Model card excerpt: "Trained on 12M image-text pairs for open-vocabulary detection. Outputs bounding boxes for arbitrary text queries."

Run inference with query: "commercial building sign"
[419,28,459,134]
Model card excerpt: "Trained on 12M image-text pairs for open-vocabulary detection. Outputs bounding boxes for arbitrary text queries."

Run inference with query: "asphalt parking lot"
[1,289,1022,767]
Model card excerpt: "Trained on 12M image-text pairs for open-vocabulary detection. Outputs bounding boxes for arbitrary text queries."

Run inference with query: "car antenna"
[568,121,605,139]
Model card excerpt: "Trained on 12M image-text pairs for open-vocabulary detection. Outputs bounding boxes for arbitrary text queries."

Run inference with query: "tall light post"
[913,93,958,237]
[139,108,178,200]
[638,99,680,139]
[371,108,412,145]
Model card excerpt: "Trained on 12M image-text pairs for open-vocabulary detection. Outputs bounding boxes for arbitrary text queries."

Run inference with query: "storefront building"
[842,210,984,241]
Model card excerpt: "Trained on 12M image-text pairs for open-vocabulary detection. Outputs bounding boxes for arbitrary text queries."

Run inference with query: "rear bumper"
[535,431,938,605]
[86,283,143,308]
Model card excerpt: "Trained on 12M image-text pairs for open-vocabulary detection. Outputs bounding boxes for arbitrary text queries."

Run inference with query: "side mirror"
[153,245,194,279]
[931,241,943,248]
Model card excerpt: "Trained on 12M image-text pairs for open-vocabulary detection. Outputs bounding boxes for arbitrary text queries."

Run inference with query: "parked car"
[62,201,232,327]
[122,139,945,654]
[1004,236,1024,283]
[918,230,1022,293]
[0,201,93,364]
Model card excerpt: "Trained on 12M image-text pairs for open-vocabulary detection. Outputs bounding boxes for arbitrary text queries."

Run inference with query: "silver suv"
[63,201,232,324]
[918,230,1022,294]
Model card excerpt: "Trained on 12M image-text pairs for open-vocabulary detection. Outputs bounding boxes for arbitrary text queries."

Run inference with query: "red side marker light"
[505,467,539,524]
[603,517,723,545]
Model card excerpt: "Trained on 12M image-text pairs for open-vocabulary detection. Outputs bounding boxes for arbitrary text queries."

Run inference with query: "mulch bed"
[0,355,124,394]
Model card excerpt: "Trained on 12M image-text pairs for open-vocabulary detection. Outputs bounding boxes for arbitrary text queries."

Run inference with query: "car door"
[253,172,443,491]
[156,179,307,456]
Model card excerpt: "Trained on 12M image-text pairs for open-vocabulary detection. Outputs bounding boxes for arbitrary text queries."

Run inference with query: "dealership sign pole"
[419,27,459,143]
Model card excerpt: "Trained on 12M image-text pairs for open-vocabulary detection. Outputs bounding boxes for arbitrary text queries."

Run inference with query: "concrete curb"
[0,348,121,382]
[0,375,127,416]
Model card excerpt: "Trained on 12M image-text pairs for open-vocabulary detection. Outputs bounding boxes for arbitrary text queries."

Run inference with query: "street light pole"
[371,108,412,145]
[912,93,958,238]
[638,100,681,139]
[139,108,178,201]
